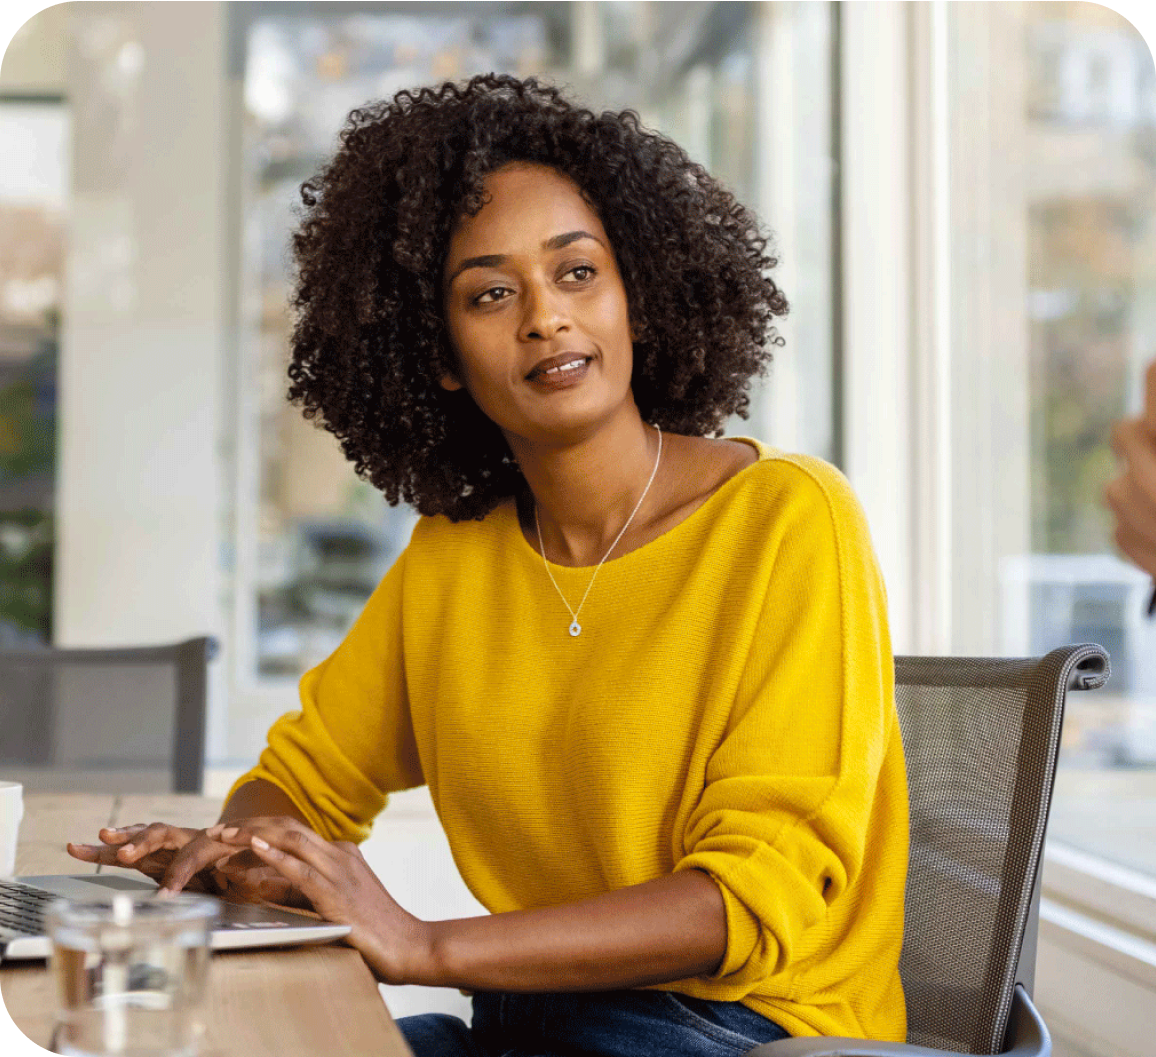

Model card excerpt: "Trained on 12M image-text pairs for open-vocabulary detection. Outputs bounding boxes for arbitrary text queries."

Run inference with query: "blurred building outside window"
[0,96,66,648]
[992,2,1156,882]
[231,1,837,691]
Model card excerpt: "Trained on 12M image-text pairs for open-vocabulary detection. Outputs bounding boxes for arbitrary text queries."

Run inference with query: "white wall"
[1,2,232,760]
[55,1,227,651]
[1,2,67,91]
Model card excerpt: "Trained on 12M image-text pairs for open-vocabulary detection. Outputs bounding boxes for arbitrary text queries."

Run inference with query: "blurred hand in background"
[1106,358,1156,581]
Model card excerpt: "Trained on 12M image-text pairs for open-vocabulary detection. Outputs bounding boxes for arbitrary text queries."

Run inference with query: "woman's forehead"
[450,163,607,251]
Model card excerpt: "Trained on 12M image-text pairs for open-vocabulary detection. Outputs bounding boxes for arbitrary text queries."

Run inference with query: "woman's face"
[441,162,637,449]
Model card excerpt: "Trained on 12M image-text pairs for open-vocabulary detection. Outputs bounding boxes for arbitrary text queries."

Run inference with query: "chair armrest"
[744,986,1050,1057]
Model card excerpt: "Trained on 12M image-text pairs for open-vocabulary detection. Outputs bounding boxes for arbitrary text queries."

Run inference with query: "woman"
[68,75,908,1056]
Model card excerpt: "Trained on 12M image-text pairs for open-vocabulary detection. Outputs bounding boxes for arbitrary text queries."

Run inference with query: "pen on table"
[1149,582,1156,618]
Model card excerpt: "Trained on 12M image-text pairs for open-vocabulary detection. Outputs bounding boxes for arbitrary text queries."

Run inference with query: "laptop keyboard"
[0,879,55,937]
[0,879,295,939]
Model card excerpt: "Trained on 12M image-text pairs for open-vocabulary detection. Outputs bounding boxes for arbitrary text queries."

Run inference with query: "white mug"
[0,780,24,877]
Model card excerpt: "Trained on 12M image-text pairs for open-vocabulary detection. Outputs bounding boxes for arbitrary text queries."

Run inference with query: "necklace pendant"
[569,621,582,637]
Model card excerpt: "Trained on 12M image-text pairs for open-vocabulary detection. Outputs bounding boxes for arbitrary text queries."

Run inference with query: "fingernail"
[120,844,135,855]
[221,827,239,839]
[205,824,223,836]
[251,836,270,851]
[157,887,173,898]
[215,855,231,870]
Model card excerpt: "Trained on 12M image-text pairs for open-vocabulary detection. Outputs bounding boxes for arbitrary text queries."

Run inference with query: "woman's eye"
[474,286,512,305]
[564,265,595,283]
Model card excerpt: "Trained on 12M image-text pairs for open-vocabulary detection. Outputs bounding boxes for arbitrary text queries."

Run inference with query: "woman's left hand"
[206,817,433,985]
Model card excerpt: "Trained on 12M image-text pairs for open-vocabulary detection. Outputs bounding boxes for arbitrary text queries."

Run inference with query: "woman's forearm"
[217,778,312,828]
[415,868,727,993]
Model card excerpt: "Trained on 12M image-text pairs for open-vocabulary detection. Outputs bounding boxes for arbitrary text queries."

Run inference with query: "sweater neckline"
[505,436,773,573]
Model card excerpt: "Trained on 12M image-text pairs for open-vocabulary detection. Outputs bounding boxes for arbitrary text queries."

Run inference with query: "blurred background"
[1,1,1154,1049]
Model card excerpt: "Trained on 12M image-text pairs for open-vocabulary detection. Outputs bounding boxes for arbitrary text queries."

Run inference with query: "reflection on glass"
[1021,2,1156,877]
[0,101,66,646]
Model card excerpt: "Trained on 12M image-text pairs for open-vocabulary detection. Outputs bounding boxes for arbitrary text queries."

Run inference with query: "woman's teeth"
[546,359,585,375]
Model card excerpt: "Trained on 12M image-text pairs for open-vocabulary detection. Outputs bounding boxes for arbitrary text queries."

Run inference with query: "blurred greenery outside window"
[0,98,65,647]
[236,2,816,682]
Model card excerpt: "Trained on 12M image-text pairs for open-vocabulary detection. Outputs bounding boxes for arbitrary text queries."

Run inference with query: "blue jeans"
[397,990,790,1057]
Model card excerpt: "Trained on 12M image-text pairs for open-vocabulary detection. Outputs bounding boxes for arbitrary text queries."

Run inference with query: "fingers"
[102,822,194,866]
[1114,516,1156,579]
[204,816,313,841]
[66,824,151,863]
[65,841,145,867]
[212,817,327,857]
[241,836,333,897]
[159,835,235,895]
[207,817,323,855]
[1105,454,1156,520]
[1107,414,1156,577]
[1111,417,1155,463]
[97,824,148,843]
[214,857,272,881]
[218,862,310,908]
[214,818,336,890]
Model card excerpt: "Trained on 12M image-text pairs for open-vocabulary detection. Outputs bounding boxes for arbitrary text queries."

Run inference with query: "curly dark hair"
[286,73,788,521]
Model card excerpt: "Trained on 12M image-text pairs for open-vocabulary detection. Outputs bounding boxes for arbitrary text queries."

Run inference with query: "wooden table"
[1,793,413,1056]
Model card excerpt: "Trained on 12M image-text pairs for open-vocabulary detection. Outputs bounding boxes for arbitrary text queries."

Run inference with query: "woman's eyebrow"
[447,231,605,285]
[543,229,603,252]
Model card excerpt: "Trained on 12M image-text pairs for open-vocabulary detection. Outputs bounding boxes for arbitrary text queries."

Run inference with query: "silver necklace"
[534,426,663,638]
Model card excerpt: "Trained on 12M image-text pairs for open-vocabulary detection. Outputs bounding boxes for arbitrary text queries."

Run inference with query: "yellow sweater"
[229,441,908,1041]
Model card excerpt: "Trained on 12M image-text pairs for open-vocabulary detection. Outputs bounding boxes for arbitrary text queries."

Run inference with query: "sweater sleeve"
[672,460,897,992]
[224,545,424,843]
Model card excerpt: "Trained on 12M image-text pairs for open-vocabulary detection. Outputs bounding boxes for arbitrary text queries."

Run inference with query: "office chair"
[0,636,218,794]
[747,643,1110,1057]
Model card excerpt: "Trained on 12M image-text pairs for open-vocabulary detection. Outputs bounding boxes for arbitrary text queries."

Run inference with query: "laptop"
[0,873,351,961]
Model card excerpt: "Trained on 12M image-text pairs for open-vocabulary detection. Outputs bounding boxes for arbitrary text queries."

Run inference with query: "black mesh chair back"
[748,643,1108,1057]
[0,637,217,794]
[893,644,1108,1055]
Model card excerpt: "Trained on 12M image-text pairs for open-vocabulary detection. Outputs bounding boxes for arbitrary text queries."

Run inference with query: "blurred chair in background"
[0,636,217,794]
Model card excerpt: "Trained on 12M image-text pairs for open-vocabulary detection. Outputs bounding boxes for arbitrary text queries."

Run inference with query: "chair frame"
[745,643,1110,1057]
[0,636,218,794]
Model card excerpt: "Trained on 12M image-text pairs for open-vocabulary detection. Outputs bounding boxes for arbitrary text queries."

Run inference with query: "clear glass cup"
[45,892,218,1057]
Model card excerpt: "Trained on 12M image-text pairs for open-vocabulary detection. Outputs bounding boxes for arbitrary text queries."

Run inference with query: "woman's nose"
[518,282,570,342]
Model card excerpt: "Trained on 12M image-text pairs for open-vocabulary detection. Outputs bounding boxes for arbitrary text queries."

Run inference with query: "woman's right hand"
[66,822,314,908]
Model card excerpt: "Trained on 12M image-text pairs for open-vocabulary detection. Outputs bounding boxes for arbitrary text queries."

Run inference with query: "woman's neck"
[511,416,662,568]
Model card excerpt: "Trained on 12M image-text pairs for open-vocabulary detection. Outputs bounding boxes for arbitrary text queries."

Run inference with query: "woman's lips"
[526,356,592,390]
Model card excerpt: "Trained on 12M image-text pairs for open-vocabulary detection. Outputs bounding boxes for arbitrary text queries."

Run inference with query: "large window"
[1014,2,1156,881]
[0,97,66,647]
